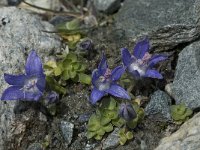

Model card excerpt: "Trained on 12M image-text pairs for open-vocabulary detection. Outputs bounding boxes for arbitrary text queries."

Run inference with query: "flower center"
[128,60,147,76]
[93,68,112,91]
[24,77,38,92]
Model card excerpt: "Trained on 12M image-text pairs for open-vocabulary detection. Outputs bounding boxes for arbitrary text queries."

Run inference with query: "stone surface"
[92,0,121,14]
[19,0,63,14]
[60,121,74,146]
[115,0,200,52]
[7,0,21,6]
[0,7,62,58]
[27,143,43,150]
[155,112,200,150]
[145,90,172,121]
[0,0,7,5]
[0,7,62,149]
[102,128,120,150]
[170,41,200,109]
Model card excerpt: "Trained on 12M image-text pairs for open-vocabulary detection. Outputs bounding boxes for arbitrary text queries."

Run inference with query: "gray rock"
[170,41,200,109]
[102,128,120,150]
[92,0,121,14]
[84,143,97,150]
[155,112,200,150]
[0,7,62,58]
[145,90,172,121]
[0,7,63,149]
[0,0,7,5]
[60,121,74,146]
[115,0,200,52]
[27,143,43,150]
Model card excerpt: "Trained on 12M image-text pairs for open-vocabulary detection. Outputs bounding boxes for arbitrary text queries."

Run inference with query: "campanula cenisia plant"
[170,103,193,124]
[90,54,130,104]
[1,50,45,101]
[121,38,167,79]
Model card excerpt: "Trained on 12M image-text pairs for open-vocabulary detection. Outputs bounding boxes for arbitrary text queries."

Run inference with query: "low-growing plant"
[118,128,134,145]
[44,52,91,94]
[170,103,193,124]
[87,96,144,145]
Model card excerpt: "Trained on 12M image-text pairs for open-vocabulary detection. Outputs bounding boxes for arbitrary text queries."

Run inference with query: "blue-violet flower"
[121,38,167,79]
[90,54,130,104]
[119,102,137,121]
[1,50,46,101]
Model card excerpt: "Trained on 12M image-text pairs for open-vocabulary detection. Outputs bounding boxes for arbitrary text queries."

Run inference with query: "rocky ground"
[0,0,200,150]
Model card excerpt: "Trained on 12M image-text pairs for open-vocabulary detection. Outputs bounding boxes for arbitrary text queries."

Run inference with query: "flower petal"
[98,53,108,75]
[36,75,46,92]
[129,70,141,78]
[144,69,163,79]
[90,88,105,104]
[111,65,125,81]
[24,91,42,101]
[121,48,132,66]
[92,69,100,85]
[148,54,168,68]
[133,38,150,59]
[4,73,27,86]
[25,50,44,76]
[1,86,24,100]
[106,84,130,100]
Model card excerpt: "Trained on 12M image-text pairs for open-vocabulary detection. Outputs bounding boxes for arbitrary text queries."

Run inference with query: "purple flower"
[46,91,59,103]
[1,50,46,101]
[119,102,137,121]
[90,54,130,104]
[121,38,167,79]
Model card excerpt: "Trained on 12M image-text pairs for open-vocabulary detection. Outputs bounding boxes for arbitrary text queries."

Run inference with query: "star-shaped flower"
[1,50,46,101]
[121,38,167,79]
[90,54,130,104]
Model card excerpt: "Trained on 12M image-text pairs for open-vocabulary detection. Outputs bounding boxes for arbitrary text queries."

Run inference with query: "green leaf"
[126,131,133,140]
[72,62,81,70]
[78,73,91,84]
[68,70,77,79]
[66,19,80,30]
[96,128,105,136]
[101,97,117,111]
[103,124,113,132]
[45,61,57,68]
[100,117,111,126]
[46,76,66,94]
[119,137,127,145]
[66,53,77,63]
[87,131,96,139]
[54,67,62,76]
[102,110,118,120]
[88,114,101,131]
[62,59,73,69]
[185,109,193,117]
[112,117,125,127]
[77,64,86,72]
[94,134,103,140]
[62,70,70,80]
[127,118,138,129]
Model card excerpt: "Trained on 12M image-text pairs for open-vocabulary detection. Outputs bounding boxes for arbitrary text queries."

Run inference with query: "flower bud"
[119,103,137,121]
